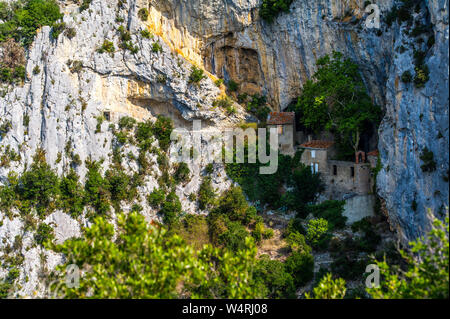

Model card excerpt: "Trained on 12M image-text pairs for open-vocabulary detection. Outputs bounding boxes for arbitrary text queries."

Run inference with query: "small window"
[311,150,316,158]
[315,163,319,173]
[351,166,355,177]
[333,165,337,175]
[103,111,111,121]
[310,163,314,173]
[278,125,284,135]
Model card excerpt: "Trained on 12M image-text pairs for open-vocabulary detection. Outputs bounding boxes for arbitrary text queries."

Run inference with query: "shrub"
[218,220,250,251]
[286,231,311,253]
[141,29,153,39]
[401,70,412,83]
[285,251,314,286]
[153,115,174,151]
[137,8,149,21]
[174,162,190,184]
[97,40,115,54]
[160,191,182,225]
[188,66,206,85]
[306,218,328,246]
[148,188,165,208]
[64,27,76,39]
[307,200,347,230]
[0,0,63,47]
[35,223,54,246]
[212,95,234,110]
[118,116,136,130]
[254,255,296,298]
[259,0,294,23]
[198,176,216,210]
[32,65,41,75]
[305,273,346,299]
[214,78,224,87]
[60,169,85,217]
[79,0,92,12]
[152,41,163,53]
[414,65,430,88]
[17,149,60,217]
[246,94,271,122]
[51,22,66,39]
[227,79,239,92]
[84,160,111,215]
[420,147,437,172]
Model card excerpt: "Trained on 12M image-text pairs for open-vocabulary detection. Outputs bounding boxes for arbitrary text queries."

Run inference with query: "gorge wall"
[144,0,449,243]
[0,0,448,296]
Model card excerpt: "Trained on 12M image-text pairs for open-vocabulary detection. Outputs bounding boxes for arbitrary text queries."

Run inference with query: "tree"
[367,212,449,299]
[306,218,328,246]
[295,52,381,159]
[305,273,346,299]
[53,212,263,298]
[254,255,296,298]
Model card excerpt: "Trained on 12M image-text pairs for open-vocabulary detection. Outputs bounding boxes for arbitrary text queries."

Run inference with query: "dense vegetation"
[290,52,381,160]
[0,0,62,46]
[0,0,62,84]
[308,214,449,299]
[259,0,294,23]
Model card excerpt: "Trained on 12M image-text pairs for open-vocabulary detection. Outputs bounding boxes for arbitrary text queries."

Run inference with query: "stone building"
[266,112,296,155]
[299,140,375,199]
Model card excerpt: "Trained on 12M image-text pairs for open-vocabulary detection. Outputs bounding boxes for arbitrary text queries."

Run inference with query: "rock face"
[142,0,449,243]
[0,0,448,297]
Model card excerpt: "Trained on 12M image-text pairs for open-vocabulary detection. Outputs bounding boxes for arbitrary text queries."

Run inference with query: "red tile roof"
[267,112,295,125]
[367,150,379,157]
[300,140,335,149]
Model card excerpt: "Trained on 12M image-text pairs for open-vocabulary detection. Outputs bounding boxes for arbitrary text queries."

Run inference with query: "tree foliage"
[294,52,381,159]
[54,212,264,298]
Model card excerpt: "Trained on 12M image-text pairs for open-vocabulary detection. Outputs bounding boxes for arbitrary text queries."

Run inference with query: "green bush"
[285,251,314,286]
[174,162,190,184]
[153,115,174,152]
[60,169,85,217]
[152,41,163,53]
[97,40,115,54]
[141,29,153,39]
[227,79,239,92]
[118,116,137,130]
[160,191,182,226]
[0,0,63,47]
[51,21,65,39]
[246,94,271,122]
[420,147,436,172]
[84,160,111,215]
[254,255,296,298]
[188,66,206,85]
[35,223,54,246]
[259,0,294,23]
[307,200,347,230]
[137,8,149,21]
[198,176,216,210]
[148,188,166,208]
[401,70,412,83]
[286,231,311,253]
[306,218,328,246]
[17,149,60,217]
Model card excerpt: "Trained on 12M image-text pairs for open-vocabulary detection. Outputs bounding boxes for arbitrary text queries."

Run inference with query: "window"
[333,165,337,175]
[311,163,319,173]
[278,125,284,135]
[351,166,355,177]
[311,150,316,158]
[103,111,111,121]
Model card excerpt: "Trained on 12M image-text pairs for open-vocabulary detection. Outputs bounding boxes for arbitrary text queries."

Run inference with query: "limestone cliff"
[142,0,449,243]
[0,0,448,297]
